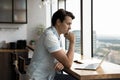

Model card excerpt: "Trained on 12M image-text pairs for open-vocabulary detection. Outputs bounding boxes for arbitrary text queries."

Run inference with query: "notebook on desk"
[74,51,110,70]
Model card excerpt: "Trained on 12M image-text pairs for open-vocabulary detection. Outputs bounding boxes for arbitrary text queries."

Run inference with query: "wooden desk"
[64,54,120,80]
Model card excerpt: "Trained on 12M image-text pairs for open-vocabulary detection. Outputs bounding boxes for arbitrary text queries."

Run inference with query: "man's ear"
[56,19,61,26]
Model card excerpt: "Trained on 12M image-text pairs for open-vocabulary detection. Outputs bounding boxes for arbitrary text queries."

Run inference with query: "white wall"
[0,24,27,43]
[27,0,51,43]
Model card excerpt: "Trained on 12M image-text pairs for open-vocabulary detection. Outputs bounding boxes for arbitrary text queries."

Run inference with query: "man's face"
[59,16,72,34]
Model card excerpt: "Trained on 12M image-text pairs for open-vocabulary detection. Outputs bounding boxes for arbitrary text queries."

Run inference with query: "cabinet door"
[0,0,12,22]
[0,52,12,80]
[13,0,27,23]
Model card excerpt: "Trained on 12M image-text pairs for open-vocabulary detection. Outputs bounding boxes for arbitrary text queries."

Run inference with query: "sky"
[93,0,120,37]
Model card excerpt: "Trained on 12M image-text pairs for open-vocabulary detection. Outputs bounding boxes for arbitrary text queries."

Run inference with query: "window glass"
[93,0,120,65]
[65,0,81,54]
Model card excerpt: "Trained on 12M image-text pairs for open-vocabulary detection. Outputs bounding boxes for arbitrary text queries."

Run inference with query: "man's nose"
[69,26,71,30]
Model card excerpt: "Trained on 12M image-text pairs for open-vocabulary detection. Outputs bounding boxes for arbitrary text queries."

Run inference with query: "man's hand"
[54,62,64,71]
[64,32,75,43]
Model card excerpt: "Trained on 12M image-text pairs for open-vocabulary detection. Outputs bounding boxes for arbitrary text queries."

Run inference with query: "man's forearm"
[66,42,75,67]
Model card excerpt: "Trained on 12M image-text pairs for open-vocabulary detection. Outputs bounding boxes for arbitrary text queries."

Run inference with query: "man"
[27,9,77,80]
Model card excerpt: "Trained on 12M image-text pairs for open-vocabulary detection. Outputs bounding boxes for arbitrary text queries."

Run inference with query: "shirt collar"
[51,26,60,40]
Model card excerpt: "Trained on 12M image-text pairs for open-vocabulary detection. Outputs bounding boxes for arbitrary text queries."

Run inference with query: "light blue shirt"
[27,26,62,80]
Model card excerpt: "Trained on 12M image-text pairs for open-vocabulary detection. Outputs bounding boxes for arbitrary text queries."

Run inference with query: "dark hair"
[51,9,75,26]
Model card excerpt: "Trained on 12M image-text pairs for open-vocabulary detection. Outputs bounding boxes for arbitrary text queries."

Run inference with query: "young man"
[26,9,77,80]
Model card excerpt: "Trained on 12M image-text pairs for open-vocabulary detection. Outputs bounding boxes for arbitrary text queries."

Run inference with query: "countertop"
[0,49,28,53]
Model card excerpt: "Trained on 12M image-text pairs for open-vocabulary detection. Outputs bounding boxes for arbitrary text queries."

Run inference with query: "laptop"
[74,51,110,70]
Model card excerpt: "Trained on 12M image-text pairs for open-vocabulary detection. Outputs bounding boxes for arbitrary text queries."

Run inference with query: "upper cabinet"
[0,0,27,24]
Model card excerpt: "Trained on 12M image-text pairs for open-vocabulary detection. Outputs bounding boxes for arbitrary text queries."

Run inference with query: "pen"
[74,60,83,64]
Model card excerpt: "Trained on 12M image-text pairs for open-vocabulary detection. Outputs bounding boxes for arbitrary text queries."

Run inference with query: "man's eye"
[67,23,70,25]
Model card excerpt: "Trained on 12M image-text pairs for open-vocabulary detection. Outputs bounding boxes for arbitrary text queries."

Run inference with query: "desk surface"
[64,54,120,80]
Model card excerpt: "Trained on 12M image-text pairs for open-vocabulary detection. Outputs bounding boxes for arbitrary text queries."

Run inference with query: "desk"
[64,54,120,80]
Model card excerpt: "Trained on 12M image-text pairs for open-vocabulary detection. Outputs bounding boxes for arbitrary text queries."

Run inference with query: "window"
[65,0,82,54]
[92,0,120,65]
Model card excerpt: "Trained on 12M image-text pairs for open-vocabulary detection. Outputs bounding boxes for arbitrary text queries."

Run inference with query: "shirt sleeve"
[44,32,62,53]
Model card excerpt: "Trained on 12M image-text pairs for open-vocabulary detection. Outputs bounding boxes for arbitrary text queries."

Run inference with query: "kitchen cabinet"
[0,0,27,24]
[0,52,12,80]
